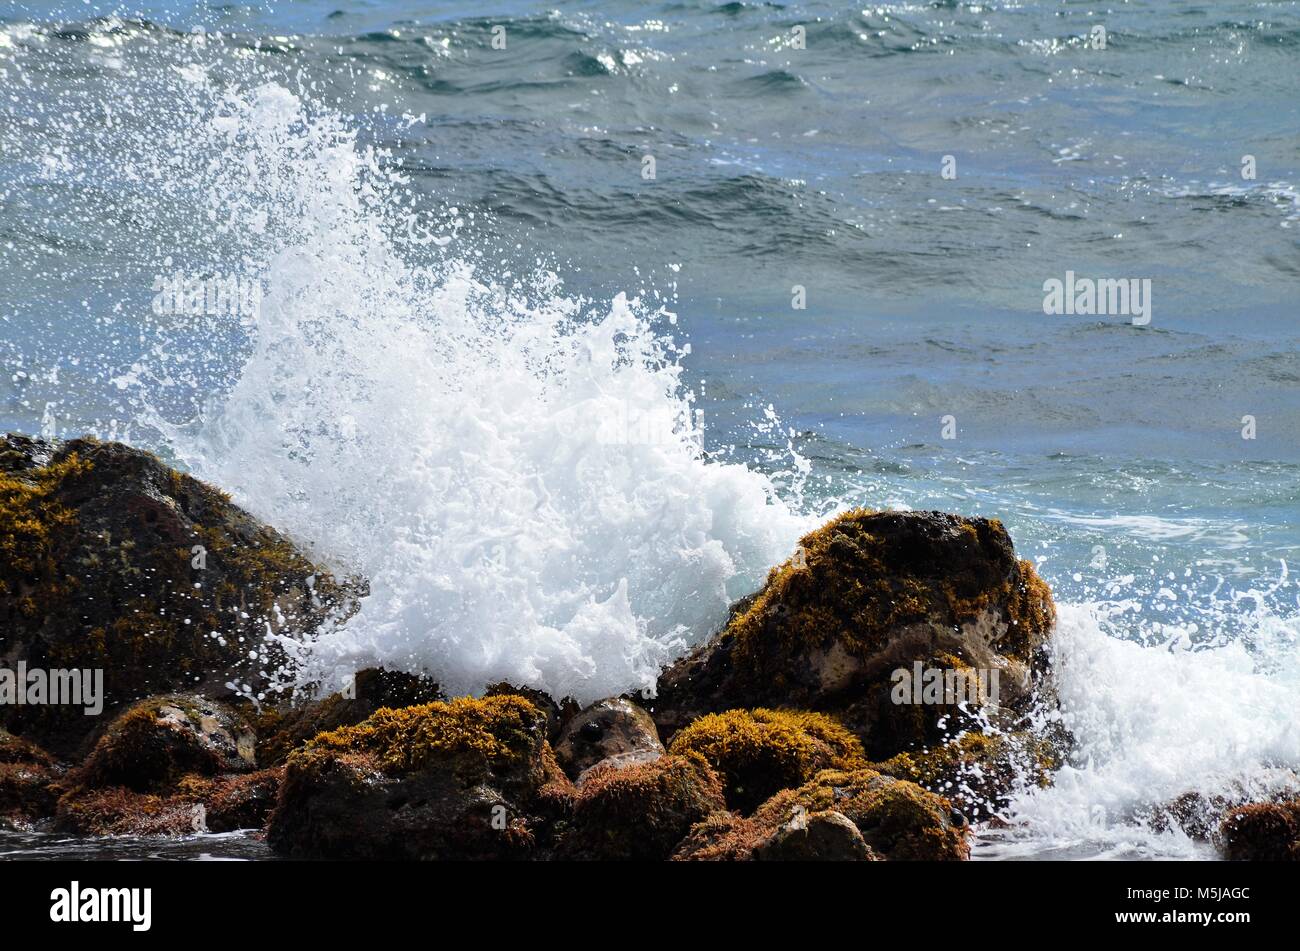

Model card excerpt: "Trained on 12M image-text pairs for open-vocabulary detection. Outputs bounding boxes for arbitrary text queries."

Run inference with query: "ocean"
[0,0,1297,860]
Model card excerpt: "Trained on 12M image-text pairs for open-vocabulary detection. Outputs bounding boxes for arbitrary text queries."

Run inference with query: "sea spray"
[134,78,817,701]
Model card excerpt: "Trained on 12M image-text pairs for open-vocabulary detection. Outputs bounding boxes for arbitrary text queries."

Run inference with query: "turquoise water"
[0,1,1297,859]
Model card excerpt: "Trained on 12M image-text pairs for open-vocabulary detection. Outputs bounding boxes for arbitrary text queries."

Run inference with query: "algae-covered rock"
[0,434,359,758]
[1219,799,1300,861]
[76,695,256,792]
[753,808,877,861]
[668,708,866,813]
[256,667,443,766]
[652,509,1056,761]
[266,695,569,859]
[673,767,969,861]
[53,767,284,836]
[0,729,61,828]
[555,697,664,783]
[871,729,1059,821]
[557,754,726,860]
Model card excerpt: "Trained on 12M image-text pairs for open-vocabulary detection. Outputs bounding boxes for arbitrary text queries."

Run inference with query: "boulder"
[0,434,359,758]
[667,708,866,813]
[673,767,969,861]
[266,695,572,859]
[76,695,256,793]
[651,509,1056,761]
[1219,799,1300,861]
[557,754,726,860]
[555,697,664,783]
[754,808,877,861]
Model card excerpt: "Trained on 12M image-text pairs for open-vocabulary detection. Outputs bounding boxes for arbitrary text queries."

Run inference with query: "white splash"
[148,82,813,702]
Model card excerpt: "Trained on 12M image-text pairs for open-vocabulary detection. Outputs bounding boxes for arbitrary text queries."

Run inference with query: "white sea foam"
[147,81,815,702]
[979,600,1300,859]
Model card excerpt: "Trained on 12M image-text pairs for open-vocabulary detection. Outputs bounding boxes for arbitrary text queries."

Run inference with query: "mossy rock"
[0,434,361,758]
[76,695,256,793]
[674,767,969,861]
[557,754,726,860]
[652,509,1056,761]
[53,767,284,836]
[256,667,444,766]
[668,708,866,813]
[267,695,572,859]
[871,729,1060,822]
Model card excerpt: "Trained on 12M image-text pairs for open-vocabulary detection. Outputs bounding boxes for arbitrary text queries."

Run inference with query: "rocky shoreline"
[1,434,1294,860]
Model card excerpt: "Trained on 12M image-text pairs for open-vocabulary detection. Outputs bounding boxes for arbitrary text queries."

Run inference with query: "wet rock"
[266,695,571,859]
[871,729,1061,822]
[77,695,256,793]
[555,697,664,782]
[0,434,360,758]
[754,809,877,861]
[1219,799,1300,861]
[652,509,1056,762]
[54,767,284,836]
[673,767,969,861]
[667,708,866,813]
[0,729,61,828]
[256,667,443,766]
[485,682,576,745]
[557,754,726,860]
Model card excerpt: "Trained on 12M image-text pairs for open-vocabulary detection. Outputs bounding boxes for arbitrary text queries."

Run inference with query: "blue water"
[1,1,1298,859]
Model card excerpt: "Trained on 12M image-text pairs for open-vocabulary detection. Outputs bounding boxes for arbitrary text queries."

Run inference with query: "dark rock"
[555,697,664,782]
[1220,799,1300,861]
[266,695,573,859]
[485,682,576,745]
[0,434,360,758]
[77,694,256,793]
[0,729,61,828]
[753,808,877,861]
[651,509,1056,762]
[557,754,726,860]
[673,767,969,861]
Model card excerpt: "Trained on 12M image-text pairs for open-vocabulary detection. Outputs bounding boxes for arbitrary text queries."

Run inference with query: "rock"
[485,683,576,745]
[557,754,726,860]
[77,695,256,793]
[0,434,360,758]
[651,509,1056,761]
[174,769,284,833]
[266,695,572,859]
[0,729,61,828]
[54,768,284,836]
[667,708,866,813]
[673,768,969,861]
[754,809,877,861]
[1219,799,1300,861]
[555,697,664,782]
[871,729,1061,822]
[256,667,443,766]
